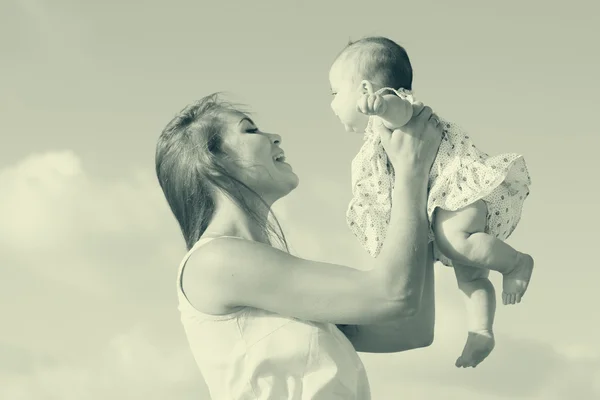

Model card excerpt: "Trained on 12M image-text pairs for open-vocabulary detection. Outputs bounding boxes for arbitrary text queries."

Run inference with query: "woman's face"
[219,112,299,204]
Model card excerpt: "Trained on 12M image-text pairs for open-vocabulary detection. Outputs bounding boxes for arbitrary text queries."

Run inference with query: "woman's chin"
[285,172,300,194]
[276,164,299,191]
[287,172,300,191]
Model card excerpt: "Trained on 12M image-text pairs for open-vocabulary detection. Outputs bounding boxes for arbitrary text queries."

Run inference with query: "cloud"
[0,328,207,400]
[360,302,600,400]
[0,151,83,251]
[0,151,190,385]
[0,150,225,398]
[0,150,181,294]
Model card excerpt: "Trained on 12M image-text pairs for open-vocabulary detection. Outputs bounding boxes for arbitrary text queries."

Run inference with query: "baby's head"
[329,36,413,132]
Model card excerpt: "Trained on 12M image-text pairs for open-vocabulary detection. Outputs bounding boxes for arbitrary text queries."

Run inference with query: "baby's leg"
[433,200,534,305]
[453,263,495,368]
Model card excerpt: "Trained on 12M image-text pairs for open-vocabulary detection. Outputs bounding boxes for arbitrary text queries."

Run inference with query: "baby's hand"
[356,93,387,116]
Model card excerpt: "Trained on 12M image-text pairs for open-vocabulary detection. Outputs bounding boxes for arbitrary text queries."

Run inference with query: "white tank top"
[176,236,371,399]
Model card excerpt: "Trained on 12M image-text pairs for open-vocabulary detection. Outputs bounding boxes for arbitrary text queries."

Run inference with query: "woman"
[155,93,443,399]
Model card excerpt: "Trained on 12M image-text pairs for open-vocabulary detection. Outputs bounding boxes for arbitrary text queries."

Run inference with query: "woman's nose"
[270,133,282,145]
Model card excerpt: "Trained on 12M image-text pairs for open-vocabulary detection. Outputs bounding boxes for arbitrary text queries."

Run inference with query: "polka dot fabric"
[346,88,532,265]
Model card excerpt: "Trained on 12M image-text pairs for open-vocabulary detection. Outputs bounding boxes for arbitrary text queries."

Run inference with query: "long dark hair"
[155,93,289,251]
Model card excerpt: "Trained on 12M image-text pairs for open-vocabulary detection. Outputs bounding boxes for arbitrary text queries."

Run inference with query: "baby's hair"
[337,36,413,90]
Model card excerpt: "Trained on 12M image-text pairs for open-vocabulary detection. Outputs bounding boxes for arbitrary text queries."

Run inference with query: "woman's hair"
[155,93,289,252]
[338,36,413,90]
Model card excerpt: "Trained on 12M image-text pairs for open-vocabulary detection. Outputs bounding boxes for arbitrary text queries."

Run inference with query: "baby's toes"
[456,355,470,368]
[502,292,516,305]
[471,355,482,368]
[461,356,474,368]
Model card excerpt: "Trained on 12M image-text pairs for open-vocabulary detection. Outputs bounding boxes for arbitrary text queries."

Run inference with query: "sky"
[1,0,599,398]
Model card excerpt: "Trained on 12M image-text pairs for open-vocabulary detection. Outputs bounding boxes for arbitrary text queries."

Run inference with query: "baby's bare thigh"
[433,200,489,262]
[433,200,488,238]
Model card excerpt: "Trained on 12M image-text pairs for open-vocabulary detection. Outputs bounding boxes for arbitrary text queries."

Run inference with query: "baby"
[329,36,534,368]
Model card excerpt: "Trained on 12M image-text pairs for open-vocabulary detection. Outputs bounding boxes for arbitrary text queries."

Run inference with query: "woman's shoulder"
[188,235,277,266]
[182,236,286,314]
[181,236,252,316]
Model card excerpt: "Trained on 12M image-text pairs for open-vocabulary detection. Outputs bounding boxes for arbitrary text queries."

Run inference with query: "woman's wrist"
[393,167,430,187]
[392,173,429,212]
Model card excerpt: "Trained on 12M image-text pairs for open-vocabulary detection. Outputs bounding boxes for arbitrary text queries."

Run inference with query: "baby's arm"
[357,93,413,129]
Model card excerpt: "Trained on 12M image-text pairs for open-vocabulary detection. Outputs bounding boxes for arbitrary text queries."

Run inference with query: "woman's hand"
[372,101,443,177]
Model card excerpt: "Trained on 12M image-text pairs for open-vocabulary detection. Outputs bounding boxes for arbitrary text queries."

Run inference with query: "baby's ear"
[359,80,374,95]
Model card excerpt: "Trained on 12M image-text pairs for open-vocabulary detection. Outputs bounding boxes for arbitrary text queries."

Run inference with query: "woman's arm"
[183,170,430,326]
[336,105,441,352]
[337,245,435,353]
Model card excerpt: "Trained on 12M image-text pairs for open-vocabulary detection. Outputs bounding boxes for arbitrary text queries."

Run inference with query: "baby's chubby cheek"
[352,115,370,133]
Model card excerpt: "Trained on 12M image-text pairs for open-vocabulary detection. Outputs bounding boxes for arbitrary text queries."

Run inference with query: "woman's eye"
[246,128,259,133]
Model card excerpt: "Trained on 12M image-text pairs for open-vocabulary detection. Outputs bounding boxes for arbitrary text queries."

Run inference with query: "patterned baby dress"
[346,87,531,266]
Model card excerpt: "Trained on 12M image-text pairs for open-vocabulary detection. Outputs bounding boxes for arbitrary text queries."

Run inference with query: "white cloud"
[0,327,205,400]
[0,151,192,396]
[0,150,181,293]
[361,336,600,399]
[0,151,83,250]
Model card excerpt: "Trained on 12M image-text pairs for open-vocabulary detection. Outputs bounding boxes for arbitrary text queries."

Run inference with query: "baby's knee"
[434,201,487,242]
[437,227,466,247]
[454,263,490,284]
[433,220,470,260]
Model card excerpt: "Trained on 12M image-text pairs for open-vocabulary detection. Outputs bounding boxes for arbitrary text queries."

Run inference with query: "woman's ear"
[359,80,374,95]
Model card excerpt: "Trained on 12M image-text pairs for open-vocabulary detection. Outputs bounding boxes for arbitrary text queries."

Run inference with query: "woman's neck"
[205,193,271,244]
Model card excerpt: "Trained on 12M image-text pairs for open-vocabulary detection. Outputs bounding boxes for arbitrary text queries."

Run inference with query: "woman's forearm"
[339,248,435,353]
[371,173,430,314]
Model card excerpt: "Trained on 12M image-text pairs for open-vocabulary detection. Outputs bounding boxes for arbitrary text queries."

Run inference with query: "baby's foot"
[502,252,534,305]
[455,330,495,368]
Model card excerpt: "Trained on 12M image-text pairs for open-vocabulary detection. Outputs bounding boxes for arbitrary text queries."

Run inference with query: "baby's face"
[329,59,369,133]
